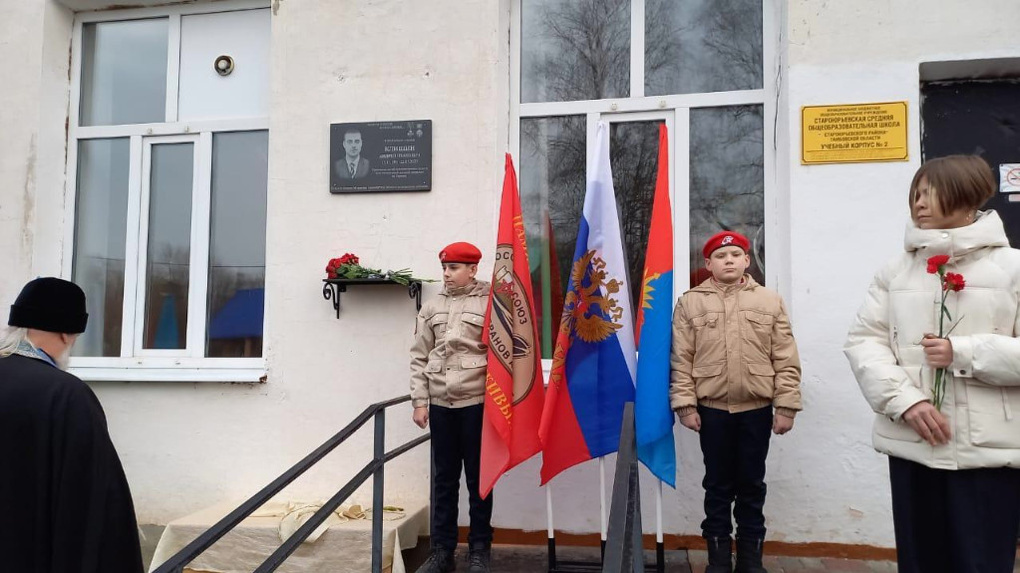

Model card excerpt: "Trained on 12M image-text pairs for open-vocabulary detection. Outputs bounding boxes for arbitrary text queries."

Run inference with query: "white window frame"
[134,134,205,358]
[510,0,780,376]
[64,0,270,382]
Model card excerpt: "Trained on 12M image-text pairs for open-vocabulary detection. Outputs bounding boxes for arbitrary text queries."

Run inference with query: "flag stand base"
[545,536,603,572]
[545,536,664,572]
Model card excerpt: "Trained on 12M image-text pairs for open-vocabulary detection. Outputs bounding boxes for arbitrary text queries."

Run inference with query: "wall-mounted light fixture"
[214,55,235,76]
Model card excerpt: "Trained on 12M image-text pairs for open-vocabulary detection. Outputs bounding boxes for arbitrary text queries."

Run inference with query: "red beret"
[439,242,482,264]
[702,231,750,259]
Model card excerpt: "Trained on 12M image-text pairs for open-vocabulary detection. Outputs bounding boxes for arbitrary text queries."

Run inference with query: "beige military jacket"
[669,275,802,416]
[410,280,490,408]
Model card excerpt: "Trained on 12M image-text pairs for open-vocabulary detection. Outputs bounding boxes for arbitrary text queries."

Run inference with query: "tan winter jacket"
[669,276,802,416]
[410,280,490,409]
[845,211,1020,470]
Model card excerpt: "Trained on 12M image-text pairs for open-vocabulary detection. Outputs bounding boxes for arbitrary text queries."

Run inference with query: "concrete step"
[404,543,691,572]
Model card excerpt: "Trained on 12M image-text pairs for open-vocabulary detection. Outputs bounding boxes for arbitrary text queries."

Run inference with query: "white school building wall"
[1,0,1018,551]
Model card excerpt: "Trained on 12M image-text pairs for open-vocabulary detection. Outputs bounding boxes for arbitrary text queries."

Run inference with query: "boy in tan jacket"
[409,242,492,573]
[670,231,802,573]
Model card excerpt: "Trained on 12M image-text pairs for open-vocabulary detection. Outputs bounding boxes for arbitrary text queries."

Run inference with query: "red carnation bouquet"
[325,252,426,286]
[926,254,966,410]
[325,253,361,278]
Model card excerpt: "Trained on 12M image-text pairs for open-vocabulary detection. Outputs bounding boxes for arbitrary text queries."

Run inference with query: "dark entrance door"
[920,80,1020,247]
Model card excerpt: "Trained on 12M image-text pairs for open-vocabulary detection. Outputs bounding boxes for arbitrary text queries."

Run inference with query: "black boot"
[705,536,732,573]
[415,546,456,573]
[467,542,491,573]
[734,537,767,573]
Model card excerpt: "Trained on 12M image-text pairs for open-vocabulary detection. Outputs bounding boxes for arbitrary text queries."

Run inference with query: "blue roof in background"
[209,288,264,339]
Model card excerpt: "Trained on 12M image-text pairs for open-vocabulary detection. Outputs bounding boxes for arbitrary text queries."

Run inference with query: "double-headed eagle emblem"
[561,250,624,343]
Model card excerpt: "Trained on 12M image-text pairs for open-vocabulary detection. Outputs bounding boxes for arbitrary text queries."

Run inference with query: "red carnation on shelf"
[325,257,347,279]
[324,251,427,286]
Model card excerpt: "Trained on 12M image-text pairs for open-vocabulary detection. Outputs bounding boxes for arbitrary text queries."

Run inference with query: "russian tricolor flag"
[539,122,637,484]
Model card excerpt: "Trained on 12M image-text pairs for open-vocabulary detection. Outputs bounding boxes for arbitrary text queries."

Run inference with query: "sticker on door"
[1000,164,1020,193]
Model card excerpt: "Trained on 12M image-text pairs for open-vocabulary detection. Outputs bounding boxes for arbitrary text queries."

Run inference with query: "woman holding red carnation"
[845,155,1020,573]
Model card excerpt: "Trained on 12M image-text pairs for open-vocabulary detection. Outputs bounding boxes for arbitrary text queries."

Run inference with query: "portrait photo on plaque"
[329,120,432,193]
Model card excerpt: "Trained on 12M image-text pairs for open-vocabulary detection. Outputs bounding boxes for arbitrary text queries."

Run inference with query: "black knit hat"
[8,277,88,334]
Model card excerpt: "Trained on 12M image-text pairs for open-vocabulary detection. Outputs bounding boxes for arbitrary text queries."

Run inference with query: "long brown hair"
[909,155,995,216]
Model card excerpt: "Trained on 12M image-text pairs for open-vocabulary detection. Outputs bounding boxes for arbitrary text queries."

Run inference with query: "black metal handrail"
[152,394,429,573]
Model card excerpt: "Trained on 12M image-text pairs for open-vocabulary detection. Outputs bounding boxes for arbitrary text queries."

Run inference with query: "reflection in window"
[521,0,630,103]
[143,143,194,350]
[521,118,661,357]
[206,131,268,358]
[520,117,585,358]
[72,139,130,357]
[689,105,765,287]
[80,18,169,126]
[645,0,763,96]
[609,122,660,312]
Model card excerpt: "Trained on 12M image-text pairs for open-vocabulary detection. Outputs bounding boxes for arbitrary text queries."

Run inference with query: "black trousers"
[429,404,493,550]
[889,456,1020,573]
[698,405,772,540]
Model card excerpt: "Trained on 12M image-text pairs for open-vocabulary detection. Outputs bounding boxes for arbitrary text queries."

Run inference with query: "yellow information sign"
[802,101,908,164]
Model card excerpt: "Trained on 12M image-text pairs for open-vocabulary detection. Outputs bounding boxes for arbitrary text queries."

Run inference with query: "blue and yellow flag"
[635,124,676,487]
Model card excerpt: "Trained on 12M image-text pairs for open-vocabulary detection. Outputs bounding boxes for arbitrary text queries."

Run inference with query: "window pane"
[645,0,763,96]
[522,0,630,103]
[689,105,765,287]
[72,138,130,357]
[520,116,585,358]
[178,9,270,121]
[143,143,194,350]
[80,18,168,126]
[609,121,661,313]
[206,131,268,358]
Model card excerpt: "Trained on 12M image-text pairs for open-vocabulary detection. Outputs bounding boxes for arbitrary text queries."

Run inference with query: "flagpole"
[599,457,607,559]
[656,479,665,572]
[546,486,556,571]
[540,221,553,357]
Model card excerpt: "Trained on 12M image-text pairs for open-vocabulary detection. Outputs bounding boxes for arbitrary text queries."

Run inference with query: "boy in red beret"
[669,231,802,573]
[409,242,493,573]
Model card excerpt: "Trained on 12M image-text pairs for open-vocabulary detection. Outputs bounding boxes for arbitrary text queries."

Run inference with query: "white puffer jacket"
[845,210,1020,470]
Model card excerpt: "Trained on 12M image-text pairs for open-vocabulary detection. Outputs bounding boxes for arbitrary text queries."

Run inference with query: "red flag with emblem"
[480,154,546,498]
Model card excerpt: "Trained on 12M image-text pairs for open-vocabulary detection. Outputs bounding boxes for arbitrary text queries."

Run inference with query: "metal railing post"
[371,409,385,573]
[152,395,430,573]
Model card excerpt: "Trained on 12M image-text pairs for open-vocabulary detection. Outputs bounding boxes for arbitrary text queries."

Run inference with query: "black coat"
[0,353,143,572]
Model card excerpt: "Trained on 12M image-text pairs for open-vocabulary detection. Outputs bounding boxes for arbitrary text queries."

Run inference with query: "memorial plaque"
[329,120,432,193]
[802,102,908,165]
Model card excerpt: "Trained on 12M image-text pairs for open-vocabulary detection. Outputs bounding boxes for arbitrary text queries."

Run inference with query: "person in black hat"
[0,277,144,573]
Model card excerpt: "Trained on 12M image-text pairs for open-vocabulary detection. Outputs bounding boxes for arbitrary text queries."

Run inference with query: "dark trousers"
[889,456,1020,573]
[429,404,493,550]
[698,405,772,540]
